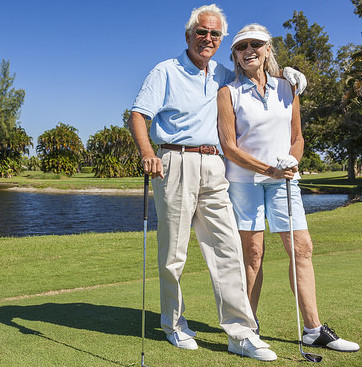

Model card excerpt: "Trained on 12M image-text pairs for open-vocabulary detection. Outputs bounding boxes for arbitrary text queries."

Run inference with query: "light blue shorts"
[228,180,308,233]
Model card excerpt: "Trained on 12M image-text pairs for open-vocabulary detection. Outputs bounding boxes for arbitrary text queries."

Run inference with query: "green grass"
[299,171,362,195]
[0,171,145,191]
[1,170,361,194]
[0,203,361,366]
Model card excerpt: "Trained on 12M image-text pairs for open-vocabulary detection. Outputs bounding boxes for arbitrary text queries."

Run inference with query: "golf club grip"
[286,179,292,217]
[143,174,149,220]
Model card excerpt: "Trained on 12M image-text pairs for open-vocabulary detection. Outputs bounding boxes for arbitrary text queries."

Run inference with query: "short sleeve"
[131,67,167,120]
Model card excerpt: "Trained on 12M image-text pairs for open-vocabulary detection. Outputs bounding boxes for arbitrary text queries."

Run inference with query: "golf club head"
[141,354,150,367]
[302,352,323,363]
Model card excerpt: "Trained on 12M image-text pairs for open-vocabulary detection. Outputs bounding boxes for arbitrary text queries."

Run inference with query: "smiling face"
[185,13,222,70]
[235,38,271,75]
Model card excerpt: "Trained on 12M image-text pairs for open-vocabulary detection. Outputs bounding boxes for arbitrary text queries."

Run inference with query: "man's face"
[186,13,222,69]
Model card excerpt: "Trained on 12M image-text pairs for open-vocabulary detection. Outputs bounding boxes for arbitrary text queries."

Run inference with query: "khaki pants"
[152,148,256,340]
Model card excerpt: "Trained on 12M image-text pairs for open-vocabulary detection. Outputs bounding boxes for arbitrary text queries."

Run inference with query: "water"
[0,190,157,237]
[0,190,352,237]
[302,194,351,214]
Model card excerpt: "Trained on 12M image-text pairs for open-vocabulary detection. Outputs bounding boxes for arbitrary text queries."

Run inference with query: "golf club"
[286,179,322,363]
[141,173,150,367]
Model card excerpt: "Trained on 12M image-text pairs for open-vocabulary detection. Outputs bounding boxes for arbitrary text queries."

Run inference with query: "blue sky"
[2,0,361,155]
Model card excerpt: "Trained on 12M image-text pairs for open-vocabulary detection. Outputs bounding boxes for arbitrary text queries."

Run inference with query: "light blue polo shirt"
[131,50,234,146]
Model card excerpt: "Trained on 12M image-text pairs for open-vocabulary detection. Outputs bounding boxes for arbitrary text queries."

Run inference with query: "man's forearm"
[128,111,164,178]
[128,111,155,158]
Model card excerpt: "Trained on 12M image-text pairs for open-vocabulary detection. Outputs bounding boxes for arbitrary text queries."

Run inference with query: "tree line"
[1,7,361,180]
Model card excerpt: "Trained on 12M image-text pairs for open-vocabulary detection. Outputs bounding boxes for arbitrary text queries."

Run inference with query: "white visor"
[231,31,270,49]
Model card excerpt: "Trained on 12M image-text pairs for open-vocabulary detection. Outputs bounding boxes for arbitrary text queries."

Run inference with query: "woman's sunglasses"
[235,41,266,52]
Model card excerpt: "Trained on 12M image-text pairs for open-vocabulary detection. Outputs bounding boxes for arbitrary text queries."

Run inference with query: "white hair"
[231,23,280,77]
[185,4,228,38]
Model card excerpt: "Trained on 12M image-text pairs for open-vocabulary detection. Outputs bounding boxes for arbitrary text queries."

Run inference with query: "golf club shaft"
[142,174,149,365]
[286,179,303,349]
[286,179,323,363]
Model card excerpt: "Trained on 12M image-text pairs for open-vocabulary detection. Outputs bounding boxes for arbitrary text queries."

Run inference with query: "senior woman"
[217,23,359,353]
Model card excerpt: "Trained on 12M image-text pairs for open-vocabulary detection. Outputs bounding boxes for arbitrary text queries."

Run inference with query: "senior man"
[128,4,306,362]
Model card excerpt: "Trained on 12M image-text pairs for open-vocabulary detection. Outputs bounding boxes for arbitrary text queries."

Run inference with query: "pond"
[0,190,353,237]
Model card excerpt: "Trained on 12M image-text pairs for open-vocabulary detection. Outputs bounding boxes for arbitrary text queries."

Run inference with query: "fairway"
[0,204,361,366]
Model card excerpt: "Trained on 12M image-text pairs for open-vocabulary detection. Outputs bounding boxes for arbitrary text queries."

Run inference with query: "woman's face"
[235,38,271,73]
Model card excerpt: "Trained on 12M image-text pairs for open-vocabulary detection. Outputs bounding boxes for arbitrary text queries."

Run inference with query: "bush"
[80,166,93,174]
[87,125,143,178]
[299,153,326,173]
[37,123,85,176]
[329,162,343,171]
[40,153,81,176]
[0,157,21,177]
[23,155,41,171]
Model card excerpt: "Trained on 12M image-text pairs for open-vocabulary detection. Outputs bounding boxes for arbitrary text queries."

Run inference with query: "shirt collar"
[240,71,276,91]
[178,50,216,76]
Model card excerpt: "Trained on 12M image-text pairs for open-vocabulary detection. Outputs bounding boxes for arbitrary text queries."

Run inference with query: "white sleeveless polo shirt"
[225,73,300,183]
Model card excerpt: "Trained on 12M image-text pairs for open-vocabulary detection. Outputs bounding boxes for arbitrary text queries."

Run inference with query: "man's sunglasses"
[235,41,266,52]
[195,28,223,40]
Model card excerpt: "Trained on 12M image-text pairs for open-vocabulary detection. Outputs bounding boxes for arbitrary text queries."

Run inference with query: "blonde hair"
[185,4,228,39]
[231,23,280,78]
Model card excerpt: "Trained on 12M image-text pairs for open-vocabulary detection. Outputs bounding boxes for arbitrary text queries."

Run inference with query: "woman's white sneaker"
[228,335,277,361]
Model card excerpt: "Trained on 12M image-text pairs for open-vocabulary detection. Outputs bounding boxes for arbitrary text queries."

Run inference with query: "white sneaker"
[166,330,198,350]
[228,335,277,361]
[183,327,197,338]
[303,323,360,352]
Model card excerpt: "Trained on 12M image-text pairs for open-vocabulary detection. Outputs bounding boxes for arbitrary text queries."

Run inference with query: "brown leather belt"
[160,144,219,155]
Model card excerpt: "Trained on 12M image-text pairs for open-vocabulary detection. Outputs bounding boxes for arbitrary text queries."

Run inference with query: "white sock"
[304,325,322,334]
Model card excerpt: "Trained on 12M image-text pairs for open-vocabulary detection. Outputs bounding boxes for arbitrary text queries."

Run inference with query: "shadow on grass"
[262,334,298,345]
[0,302,225,362]
[301,174,350,185]
[0,303,300,363]
[0,302,221,338]
[300,174,362,195]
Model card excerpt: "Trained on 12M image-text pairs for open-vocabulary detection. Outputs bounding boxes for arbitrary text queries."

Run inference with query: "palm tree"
[87,125,143,178]
[37,123,85,176]
[0,126,33,177]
